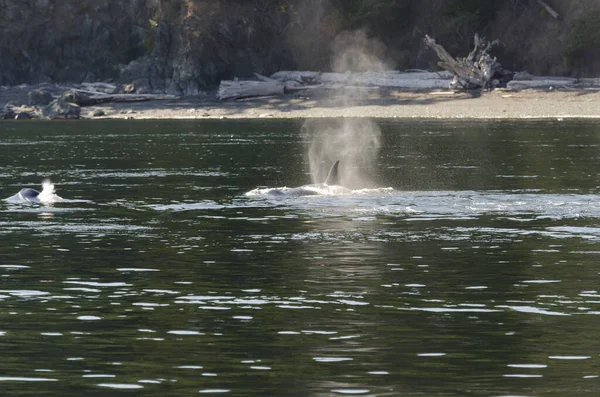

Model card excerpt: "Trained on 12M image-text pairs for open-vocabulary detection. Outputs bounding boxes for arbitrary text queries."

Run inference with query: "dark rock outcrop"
[0,0,154,85]
[28,89,53,106]
[62,91,96,107]
[15,112,32,120]
[89,109,105,117]
[1,107,16,119]
[0,0,296,94]
[43,99,81,119]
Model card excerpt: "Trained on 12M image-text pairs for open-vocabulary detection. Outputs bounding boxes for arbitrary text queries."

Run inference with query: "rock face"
[28,89,53,106]
[89,109,105,118]
[43,99,81,119]
[0,0,152,85]
[1,108,16,119]
[0,0,295,95]
[15,112,31,120]
[2,0,600,92]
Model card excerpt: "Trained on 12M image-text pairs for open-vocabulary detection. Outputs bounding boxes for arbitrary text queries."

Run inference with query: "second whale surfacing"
[4,179,64,204]
[246,160,353,197]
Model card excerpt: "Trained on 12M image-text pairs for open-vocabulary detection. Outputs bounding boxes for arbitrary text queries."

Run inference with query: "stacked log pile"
[1,82,178,120]
[60,83,177,106]
[217,70,455,101]
[506,72,576,90]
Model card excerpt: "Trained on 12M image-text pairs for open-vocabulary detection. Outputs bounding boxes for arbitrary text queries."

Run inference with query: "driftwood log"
[424,34,501,89]
[62,89,177,106]
[81,82,120,94]
[218,78,285,101]
[217,70,456,100]
[506,80,575,90]
[270,70,453,88]
[536,0,559,19]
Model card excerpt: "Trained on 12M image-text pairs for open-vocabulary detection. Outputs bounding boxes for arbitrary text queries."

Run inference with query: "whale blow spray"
[302,118,382,189]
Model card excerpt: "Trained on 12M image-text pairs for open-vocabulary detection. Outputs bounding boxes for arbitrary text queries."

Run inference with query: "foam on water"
[245,186,393,198]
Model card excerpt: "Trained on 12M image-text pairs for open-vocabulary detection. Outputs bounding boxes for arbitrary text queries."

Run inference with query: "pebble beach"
[2,85,600,121]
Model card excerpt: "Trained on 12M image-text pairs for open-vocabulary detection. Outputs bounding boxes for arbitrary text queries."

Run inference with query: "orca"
[16,188,41,201]
[247,160,351,197]
[4,179,63,204]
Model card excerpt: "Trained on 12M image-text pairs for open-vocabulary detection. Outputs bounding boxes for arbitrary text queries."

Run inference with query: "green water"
[0,119,599,396]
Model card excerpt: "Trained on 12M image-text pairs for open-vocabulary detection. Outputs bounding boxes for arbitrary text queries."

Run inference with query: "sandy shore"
[87,88,600,120]
[3,85,600,120]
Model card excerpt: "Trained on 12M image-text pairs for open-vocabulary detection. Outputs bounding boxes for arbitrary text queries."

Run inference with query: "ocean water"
[0,119,599,396]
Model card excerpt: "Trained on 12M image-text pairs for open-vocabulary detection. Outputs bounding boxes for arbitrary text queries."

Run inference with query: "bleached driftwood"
[218,79,284,101]
[81,82,119,94]
[253,73,280,83]
[506,79,576,90]
[270,71,322,84]
[512,72,575,83]
[270,70,454,89]
[218,70,457,100]
[505,71,600,90]
[252,72,308,92]
[83,92,177,102]
[508,71,576,89]
[536,0,559,19]
[63,89,177,106]
[576,78,600,87]
[424,34,501,89]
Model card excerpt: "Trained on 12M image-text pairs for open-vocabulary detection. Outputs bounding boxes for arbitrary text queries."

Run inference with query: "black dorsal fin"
[324,160,340,185]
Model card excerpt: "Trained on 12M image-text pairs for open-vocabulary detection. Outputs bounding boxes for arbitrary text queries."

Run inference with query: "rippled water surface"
[1,119,599,396]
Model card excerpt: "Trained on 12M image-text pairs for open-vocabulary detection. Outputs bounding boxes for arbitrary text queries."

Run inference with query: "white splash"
[37,179,63,203]
[245,186,393,198]
[4,178,63,204]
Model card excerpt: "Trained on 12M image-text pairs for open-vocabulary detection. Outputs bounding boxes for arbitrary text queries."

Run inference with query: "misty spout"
[303,119,382,189]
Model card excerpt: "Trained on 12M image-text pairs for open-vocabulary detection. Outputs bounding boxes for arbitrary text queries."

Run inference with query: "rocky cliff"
[0,0,291,95]
[0,0,156,84]
[2,0,600,95]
